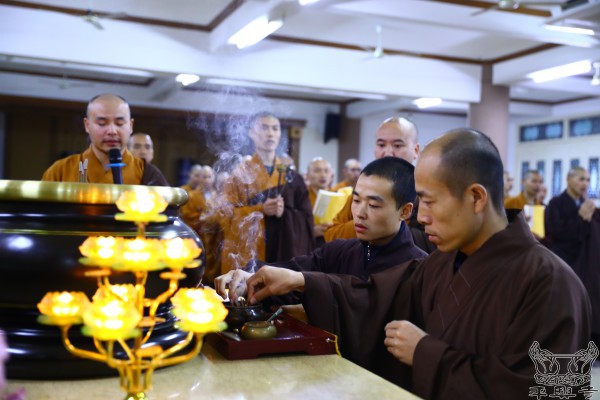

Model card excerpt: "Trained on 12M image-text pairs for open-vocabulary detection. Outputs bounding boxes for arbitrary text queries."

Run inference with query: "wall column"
[468,63,510,166]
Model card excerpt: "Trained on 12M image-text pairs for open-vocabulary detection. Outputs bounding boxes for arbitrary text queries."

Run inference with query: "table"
[6,344,421,399]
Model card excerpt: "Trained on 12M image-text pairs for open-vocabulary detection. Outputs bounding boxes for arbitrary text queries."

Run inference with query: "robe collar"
[427,211,537,337]
[362,221,407,262]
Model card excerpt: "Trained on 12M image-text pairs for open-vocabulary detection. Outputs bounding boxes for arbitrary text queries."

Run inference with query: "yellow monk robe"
[330,179,351,192]
[220,153,314,274]
[42,147,151,185]
[323,195,355,242]
[178,185,224,286]
[504,191,541,210]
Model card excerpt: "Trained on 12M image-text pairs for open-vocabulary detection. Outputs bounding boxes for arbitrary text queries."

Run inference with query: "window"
[569,116,600,137]
[552,160,562,197]
[519,121,563,142]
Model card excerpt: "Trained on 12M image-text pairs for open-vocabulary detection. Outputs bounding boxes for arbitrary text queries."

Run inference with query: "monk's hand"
[314,222,333,238]
[246,266,305,305]
[275,196,284,218]
[579,199,596,222]
[384,320,427,366]
[214,269,253,303]
[262,197,280,217]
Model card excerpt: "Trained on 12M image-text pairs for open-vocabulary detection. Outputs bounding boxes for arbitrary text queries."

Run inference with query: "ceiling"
[0,0,599,117]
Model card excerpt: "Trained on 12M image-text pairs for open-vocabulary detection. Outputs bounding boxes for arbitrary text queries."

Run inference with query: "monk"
[220,112,314,274]
[330,158,361,192]
[215,157,426,296]
[545,166,600,345]
[42,94,168,186]
[243,129,591,400]
[305,157,335,246]
[504,169,543,210]
[324,116,435,254]
[127,132,154,163]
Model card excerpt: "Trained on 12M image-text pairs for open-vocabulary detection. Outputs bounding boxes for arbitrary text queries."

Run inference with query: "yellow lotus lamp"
[82,298,142,341]
[37,291,90,326]
[79,236,123,268]
[115,190,168,224]
[163,238,202,270]
[171,288,228,333]
[116,238,165,272]
[93,284,137,304]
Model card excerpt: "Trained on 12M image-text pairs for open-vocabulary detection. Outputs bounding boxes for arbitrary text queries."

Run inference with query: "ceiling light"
[527,61,591,83]
[175,74,200,86]
[299,0,320,5]
[592,62,600,86]
[413,97,442,109]
[227,16,283,49]
[544,24,595,36]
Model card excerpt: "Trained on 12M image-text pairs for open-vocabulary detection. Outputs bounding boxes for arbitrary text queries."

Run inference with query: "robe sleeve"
[265,170,315,262]
[179,189,207,231]
[301,260,420,387]
[323,196,356,242]
[411,258,591,400]
[141,162,170,186]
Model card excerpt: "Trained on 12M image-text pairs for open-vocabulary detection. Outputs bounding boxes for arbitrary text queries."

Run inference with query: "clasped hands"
[214,266,305,305]
[578,199,596,222]
[262,196,284,218]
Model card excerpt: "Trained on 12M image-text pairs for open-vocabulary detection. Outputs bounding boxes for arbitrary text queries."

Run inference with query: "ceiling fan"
[39,75,94,90]
[50,0,128,30]
[80,8,128,30]
[472,0,564,16]
[361,25,385,60]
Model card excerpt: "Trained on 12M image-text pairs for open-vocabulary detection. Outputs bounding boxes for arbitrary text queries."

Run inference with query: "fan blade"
[83,13,104,30]
[102,12,129,21]
[471,4,499,16]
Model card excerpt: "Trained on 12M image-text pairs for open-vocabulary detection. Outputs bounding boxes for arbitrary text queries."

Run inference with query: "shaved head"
[423,128,505,214]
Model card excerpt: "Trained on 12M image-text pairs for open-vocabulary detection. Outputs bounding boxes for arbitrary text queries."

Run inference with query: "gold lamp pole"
[37,190,228,400]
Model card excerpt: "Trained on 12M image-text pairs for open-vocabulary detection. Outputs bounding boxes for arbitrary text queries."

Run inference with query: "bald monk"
[42,94,168,186]
[242,128,591,399]
[330,158,361,192]
[128,132,154,163]
[220,112,314,273]
[504,169,543,210]
[324,117,435,254]
[305,157,335,245]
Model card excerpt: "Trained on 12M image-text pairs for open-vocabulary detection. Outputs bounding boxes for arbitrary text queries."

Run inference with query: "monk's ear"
[468,183,488,213]
[83,117,90,134]
[399,202,413,220]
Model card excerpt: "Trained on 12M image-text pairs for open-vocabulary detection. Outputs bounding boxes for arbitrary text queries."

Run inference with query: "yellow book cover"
[337,186,353,197]
[313,189,350,224]
[523,205,545,238]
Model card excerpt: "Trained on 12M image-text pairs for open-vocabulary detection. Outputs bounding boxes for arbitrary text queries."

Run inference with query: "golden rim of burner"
[0,180,188,206]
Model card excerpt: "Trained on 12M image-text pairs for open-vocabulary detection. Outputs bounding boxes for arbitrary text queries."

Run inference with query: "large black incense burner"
[0,180,204,379]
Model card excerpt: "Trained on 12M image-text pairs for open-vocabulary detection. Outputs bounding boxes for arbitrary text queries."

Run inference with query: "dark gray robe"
[302,212,591,400]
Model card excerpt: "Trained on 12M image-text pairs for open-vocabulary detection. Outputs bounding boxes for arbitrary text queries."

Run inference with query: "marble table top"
[6,343,421,399]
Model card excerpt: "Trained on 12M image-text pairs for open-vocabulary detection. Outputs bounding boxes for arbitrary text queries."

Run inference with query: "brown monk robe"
[42,147,168,185]
[220,153,314,273]
[302,212,591,399]
[245,129,591,400]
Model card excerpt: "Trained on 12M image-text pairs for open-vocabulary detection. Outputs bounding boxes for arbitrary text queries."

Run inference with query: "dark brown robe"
[252,221,426,279]
[302,212,591,400]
